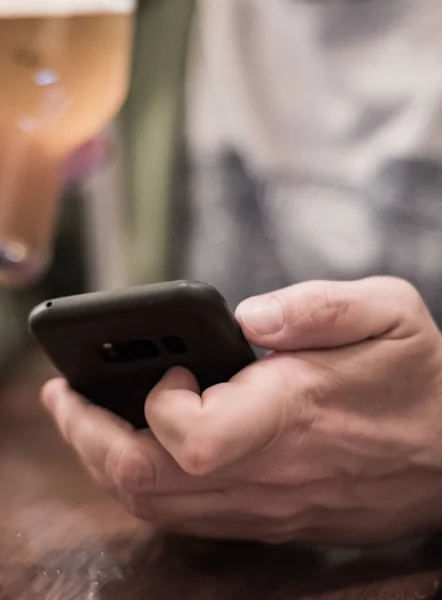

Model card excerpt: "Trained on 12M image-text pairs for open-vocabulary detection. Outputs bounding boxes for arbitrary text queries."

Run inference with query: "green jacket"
[0,0,194,370]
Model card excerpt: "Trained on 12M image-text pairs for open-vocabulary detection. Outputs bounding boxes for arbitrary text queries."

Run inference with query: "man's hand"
[42,277,442,545]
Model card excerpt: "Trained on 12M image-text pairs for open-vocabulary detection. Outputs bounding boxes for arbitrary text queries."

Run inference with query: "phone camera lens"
[98,340,159,363]
[162,336,188,355]
[99,342,120,363]
[122,340,159,362]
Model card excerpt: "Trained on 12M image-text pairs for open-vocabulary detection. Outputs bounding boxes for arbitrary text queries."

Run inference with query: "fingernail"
[237,296,284,336]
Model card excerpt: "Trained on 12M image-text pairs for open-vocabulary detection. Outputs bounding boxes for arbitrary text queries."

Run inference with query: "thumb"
[236,277,430,352]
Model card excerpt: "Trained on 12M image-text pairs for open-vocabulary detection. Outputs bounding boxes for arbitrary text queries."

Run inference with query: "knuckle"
[267,498,308,525]
[257,517,305,544]
[296,282,351,334]
[240,489,303,523]
[147,389,176,419]
[177,434,219,476]
[381,277,426,315]
[264,502,295,522]
[277,361,317,432]
[126,495,160,523]
[111,442,156,494]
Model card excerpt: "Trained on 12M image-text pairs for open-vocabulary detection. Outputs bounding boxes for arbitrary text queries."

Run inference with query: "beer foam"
[0,0,136,17]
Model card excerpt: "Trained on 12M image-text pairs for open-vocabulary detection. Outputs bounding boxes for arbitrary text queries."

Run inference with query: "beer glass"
[0,0,136,285]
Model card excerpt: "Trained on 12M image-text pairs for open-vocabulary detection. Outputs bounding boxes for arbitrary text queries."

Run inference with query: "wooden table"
[1,353,442,600]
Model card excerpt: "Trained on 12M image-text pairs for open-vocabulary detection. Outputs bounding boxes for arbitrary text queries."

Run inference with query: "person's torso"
[183,0,442,320]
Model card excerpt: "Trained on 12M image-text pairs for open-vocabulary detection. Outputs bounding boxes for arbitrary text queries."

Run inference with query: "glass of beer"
[0,0,136,286]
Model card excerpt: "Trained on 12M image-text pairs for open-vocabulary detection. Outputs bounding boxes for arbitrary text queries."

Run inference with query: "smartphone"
[29,281,255,429]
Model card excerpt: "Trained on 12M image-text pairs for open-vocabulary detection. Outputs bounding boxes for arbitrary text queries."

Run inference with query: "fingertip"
[145,368,203,456]
[41,378,67,411]
[236,295,285,340]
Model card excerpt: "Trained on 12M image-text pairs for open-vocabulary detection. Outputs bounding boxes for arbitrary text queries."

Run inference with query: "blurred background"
[2,0,442,381]
[0,0,196,374]
[2,0,442,596]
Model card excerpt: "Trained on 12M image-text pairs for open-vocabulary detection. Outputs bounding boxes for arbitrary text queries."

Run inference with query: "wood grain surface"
[1,352,442,600]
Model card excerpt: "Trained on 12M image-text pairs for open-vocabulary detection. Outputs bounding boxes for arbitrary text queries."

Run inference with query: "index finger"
[146,357,302,477]
[42,379,215,494]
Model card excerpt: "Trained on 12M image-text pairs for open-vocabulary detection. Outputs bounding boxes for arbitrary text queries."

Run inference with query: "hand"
[42,277,442,545]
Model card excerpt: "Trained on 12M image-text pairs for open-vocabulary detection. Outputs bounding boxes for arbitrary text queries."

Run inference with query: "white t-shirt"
[188,0,442,181]
[184,0,442,315]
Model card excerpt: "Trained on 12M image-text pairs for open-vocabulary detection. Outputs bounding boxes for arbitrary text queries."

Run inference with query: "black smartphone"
[29,281,255,429]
